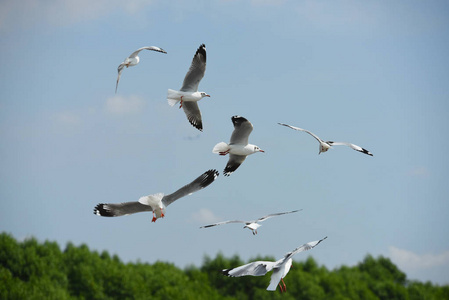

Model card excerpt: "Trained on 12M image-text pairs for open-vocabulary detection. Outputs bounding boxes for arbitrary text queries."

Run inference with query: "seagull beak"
[259,149,265,153]
[205,94,210,97]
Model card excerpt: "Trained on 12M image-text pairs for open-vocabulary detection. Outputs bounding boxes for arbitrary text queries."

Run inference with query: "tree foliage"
[0,233,448,299]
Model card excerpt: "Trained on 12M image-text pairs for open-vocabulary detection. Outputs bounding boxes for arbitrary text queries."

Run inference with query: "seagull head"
[200,92,210,98]
[254,146,265,153]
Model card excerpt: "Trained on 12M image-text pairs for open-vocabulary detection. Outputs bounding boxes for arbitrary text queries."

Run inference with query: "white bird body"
[122,55,140,67]
[167,89,208,106]
[223,237,327,292]
[138,193,166,219]
[243,222,261,232]
[213,142,261,157]
[267,259,292,291]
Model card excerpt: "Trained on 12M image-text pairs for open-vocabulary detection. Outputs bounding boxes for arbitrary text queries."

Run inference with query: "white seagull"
[200,210,301,235]
[115,46,167,93]
[93,169,219,222]
[222,237,327,293]
[167,44,210,131]
[213,116,264,176]
[278,123,373,156]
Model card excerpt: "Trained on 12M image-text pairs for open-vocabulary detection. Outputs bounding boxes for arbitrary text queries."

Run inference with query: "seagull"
[167,44,210,131]
[278,123,373,156]
[213,116,264,176]
[222,237,327,293]
[116,46,167,93]
[93,169,219,222]
[200,210,301,235]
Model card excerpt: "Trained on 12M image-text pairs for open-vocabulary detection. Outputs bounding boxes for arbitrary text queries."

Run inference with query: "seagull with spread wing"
[278,123,373,156]
[93,169,219,222]
[167,44,210,131]
[115,46,167,93]
[213,116,264,176]
[222,237,327,293]
[200,210,301,235]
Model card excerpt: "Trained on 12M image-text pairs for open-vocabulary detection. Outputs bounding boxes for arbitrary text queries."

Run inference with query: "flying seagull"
[278,123,373,156]
[115,46,167,93]
[167,44,210,131]
[222,237,327,293]
[200,210,301,235]
[93,169,219,222]
[213,116,264,176]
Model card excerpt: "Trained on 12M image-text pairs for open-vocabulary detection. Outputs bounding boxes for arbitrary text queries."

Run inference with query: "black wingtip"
[222,269,231,276]
[231,115,249,127]
[200,169,219,188]
[187,116,203,132]
[195,44,206,60]
[93,204,114,217]
[361,148,374,156]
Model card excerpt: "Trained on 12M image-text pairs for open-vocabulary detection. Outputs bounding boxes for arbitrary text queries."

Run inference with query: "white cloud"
[105,95,146,116]
[389,246,449,270]
[0,0,155,30]
[190,208,221,224]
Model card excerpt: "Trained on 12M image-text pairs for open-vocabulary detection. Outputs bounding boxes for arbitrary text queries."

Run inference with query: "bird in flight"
[115,46,167,93]
[200,210,301,235]
[213,116,265,176]
[167,44,210,131]
[278,123,373,156]
[223,237,327,293]
[93,169,219,222]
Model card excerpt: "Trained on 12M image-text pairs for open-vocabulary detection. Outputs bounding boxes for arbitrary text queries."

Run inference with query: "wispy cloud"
[190,208,221,224]
[389,246,449,270]
[105,95,146,116]
[53,111,82,126]
[407,167,430,178]
[0,0,155,30]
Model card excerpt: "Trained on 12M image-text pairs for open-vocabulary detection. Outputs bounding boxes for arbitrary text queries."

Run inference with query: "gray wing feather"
[256,210,301,223]
[182,102,203,131]
[200,220,247,228]
[162,169,219,207]
[327,141,373,156]
[222,261,276,277]
[94,202,153,217]
[223,154,246,177]
[115,63,126,93]
[278,123,324,143]
[180,44,206,92]
[230,116,253,145]
[130,46,167,58]
[280,236,328,264]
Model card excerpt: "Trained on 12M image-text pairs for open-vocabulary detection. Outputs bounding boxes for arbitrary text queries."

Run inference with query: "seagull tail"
[213,142,229,154]
[167,89,180,107]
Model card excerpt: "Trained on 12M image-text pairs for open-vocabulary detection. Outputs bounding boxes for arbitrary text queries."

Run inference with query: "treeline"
[0,233,447,300]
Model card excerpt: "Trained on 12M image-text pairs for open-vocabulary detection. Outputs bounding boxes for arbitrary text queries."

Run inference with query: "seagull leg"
[179,96,183,109]
[151,212,157,222]
[281,278,287,292]
[219,149,230,156]
[278,283,283,293]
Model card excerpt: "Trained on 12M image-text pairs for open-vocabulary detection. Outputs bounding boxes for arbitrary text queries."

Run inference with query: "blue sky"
[1,0,449,285]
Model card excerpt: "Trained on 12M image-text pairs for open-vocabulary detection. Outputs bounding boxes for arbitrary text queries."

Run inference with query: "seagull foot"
[151,216,157,222]
[219,150,230,156]
[179,97,183,109]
